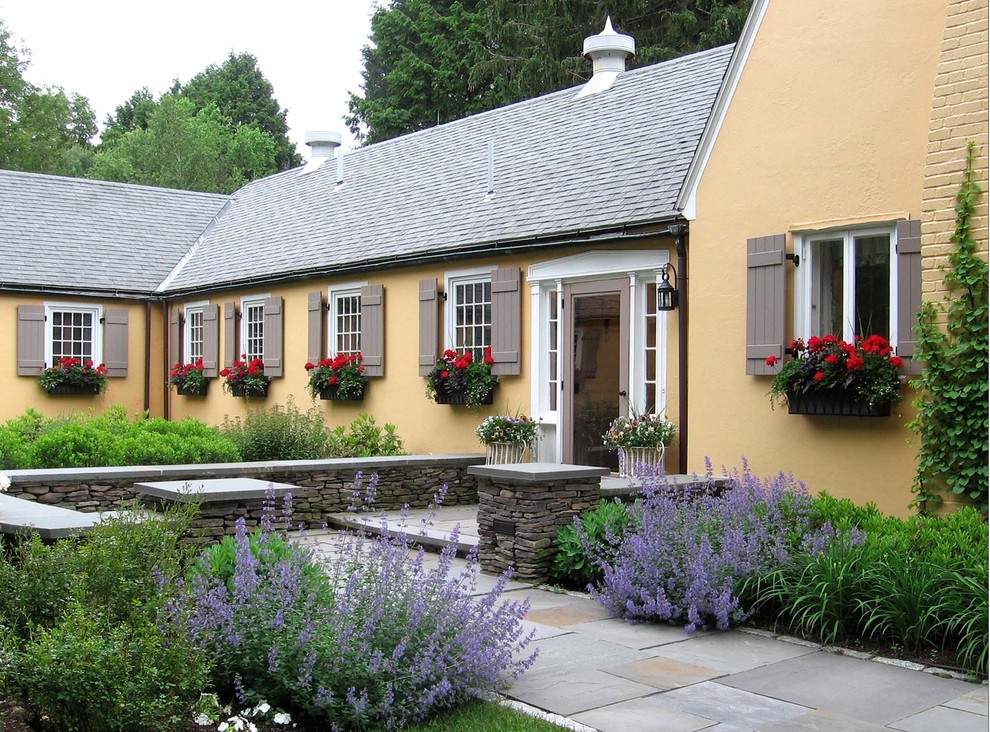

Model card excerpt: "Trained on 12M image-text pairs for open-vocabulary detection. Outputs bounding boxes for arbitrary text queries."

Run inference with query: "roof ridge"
[0,168,231,202]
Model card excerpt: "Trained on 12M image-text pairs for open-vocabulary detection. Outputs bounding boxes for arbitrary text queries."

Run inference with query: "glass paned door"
[562,279,629,469]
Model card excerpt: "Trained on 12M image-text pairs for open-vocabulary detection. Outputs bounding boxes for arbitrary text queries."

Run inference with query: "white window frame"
[240,294,269,362]
[327,281,366,356]
[444,266,494,357]
[183,300,209,364]
[794,224,898,346]
[44,302,103,368]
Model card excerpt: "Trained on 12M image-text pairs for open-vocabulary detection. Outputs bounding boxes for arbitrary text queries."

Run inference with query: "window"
[328,285,363,355]
[241,296,266,361]
[46,303,102,366]
[183,301,208,363]
[799,226,896,343]
[446,272,492,360]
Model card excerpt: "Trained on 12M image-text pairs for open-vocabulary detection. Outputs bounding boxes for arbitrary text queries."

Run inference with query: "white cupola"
[575,17,636,99]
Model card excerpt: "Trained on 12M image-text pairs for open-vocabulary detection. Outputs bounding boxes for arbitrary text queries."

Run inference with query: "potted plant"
[476,414,541,464]
[219,356,271,398]
[425,347,499,407]
[766,334,903,416]
[38,357,108,395]
[169,357,208,396]
[305,354,368,401]
[603,412,676,477]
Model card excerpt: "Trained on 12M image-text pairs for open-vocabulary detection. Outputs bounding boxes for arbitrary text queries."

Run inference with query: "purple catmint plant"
[174,479,535,730]
[592,461,816,631]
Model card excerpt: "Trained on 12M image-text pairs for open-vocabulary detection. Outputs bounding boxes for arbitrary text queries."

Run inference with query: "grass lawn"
[404,701,573,731]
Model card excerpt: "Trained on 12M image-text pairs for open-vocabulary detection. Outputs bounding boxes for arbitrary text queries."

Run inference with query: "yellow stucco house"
[4,0,986,516]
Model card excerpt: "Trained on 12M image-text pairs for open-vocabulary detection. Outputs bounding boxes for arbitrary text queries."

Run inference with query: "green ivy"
[908,142,989,513]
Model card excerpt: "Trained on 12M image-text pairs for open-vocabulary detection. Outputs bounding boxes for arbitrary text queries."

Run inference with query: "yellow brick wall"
[922,0,989,321]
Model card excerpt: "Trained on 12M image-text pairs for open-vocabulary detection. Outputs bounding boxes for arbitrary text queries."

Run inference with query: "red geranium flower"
[765,355,778,366]
[814,371,825,381]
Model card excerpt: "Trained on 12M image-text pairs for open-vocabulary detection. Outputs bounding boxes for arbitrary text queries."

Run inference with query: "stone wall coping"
[2,454,485,484]
[0,493,108,540]
[468,462,609,484]
[134,478,298,503]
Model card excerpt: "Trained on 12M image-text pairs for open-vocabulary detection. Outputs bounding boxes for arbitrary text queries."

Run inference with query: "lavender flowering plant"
[176,479,536,730]
[592,461,816,631]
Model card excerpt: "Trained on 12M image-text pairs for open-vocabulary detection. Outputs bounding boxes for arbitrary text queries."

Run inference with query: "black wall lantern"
[656,263,679,312]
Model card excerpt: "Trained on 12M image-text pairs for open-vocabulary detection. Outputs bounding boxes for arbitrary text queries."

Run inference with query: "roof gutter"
[159,214,686,298]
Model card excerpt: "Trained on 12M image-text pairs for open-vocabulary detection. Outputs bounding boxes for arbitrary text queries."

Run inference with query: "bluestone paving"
[573,695,718,732]
[888,706,988,732]
[644,627,817,675]
[719,650,977,725]
[656,682,810,728]
[297,505,987,732]
[600,656,722,691]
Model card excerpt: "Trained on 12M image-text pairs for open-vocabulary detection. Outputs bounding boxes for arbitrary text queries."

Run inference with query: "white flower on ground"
[0,473,9,491]
[273,712,292,725]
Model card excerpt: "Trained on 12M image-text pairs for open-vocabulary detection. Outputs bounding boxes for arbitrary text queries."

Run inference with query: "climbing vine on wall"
[908,141,989,514]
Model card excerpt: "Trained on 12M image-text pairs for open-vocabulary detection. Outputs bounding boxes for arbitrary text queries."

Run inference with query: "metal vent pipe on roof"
[575,17,636,99]
[305,130,341,159]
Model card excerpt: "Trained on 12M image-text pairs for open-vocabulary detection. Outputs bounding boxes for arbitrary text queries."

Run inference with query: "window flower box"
[176,382,209,397]
[221,356,271,398]
[230,382,269,398]
[426,348,499,407]
[786,389,891,417]
[318,384,365,401]
[47,382,102,396]
[170,358,208,396]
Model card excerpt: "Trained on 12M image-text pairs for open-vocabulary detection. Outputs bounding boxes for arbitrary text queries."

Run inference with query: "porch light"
[657,264,679,311]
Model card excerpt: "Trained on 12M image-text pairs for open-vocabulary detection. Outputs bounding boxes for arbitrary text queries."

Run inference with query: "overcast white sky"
[0,0,378,157]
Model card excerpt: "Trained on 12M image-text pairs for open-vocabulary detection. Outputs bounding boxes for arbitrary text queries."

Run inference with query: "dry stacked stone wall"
[5,455,483,542]
[471,463,606,582]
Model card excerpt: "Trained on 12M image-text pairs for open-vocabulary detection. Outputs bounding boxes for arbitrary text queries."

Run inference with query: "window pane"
[188,310,204,362]
[334,294,362,354]
[453,279,491,360]
[854,235,890,338]
[51,310,94,363]
[813,238,843,337]
[245,302,265,361]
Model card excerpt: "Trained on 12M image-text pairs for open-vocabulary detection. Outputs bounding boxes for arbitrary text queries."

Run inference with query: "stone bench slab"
[133,478,297,503]
[0,493,125,540]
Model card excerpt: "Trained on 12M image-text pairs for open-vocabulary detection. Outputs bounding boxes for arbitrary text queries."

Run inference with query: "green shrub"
[221,397,329,461]
[0,506,210,731]
[551,499,630,589]
[0,406,239,468]
[325,413,407,458]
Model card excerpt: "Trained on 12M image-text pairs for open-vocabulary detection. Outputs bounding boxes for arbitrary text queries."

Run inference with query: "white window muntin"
[240,294,269,362]
[44,302,103,367]
[183,300,208,364]
[444,266,494,359]
[795,225,898,346]
[327,282,366,356]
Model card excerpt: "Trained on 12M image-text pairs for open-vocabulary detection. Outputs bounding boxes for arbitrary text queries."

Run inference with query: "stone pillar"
[469,463,607,582]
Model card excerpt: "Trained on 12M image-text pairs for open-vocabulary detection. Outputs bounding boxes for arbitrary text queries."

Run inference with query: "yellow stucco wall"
[2,294,160,421]
[168,241,679,458]
[688,0,950,516]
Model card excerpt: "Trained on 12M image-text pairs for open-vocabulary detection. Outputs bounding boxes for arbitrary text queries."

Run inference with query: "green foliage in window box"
[908,142,989,512]
[219,355,271,397]
[304,353,368,400]
[38,356,108,394]
[425,348,499,407]
[169,357,208,395]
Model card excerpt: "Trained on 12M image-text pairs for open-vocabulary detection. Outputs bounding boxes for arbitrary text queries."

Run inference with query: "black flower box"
[46,382,101,396]
[435,390,494,406]
[319,385,365,401]
[231,382,269,398]
[176,383,208,397]
[786,389,891,417]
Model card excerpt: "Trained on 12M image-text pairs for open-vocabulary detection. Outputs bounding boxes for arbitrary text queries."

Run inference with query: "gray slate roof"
[0,171,228,294]
[164,44,733,294]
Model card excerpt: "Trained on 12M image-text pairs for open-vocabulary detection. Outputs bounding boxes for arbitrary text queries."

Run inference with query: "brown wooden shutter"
[896,219,923,376]
[103,308,129,377]
[490,267,521,376]
[17,305,46,375]
[746,234,787,375]
[169,307,181,368]
[223,302,237,369]
[264,296,283,376]
[307,291,324,365]
[419,278,439,376]
[202,304,219,377]
[361,284,385,377]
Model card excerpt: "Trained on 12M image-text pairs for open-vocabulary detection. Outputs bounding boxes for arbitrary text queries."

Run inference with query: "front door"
[561,278,629,469]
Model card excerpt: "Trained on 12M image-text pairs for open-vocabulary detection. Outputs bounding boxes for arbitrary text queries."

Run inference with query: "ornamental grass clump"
[176,478,536,730]
[592,464,814,631]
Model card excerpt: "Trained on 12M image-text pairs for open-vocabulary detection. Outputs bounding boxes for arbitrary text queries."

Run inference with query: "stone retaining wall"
[4,455,485,536]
